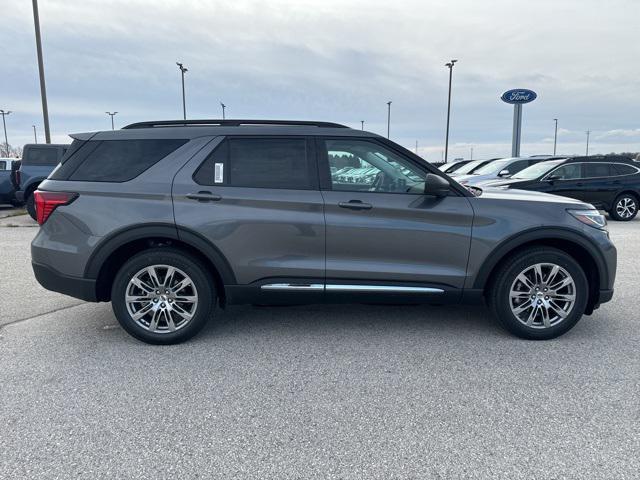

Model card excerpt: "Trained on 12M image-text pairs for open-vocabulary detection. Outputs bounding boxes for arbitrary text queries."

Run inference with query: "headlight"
[567,209,607,229]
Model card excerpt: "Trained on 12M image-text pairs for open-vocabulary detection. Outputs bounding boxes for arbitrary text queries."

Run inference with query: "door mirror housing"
[424,173,450,197]
[547,174,561,182]
[498,169,510,177]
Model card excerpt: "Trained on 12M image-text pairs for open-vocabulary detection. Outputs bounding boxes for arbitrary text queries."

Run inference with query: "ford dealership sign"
[501,89,537,104]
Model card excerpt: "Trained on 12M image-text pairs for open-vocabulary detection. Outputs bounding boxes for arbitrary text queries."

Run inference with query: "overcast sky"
[2,0,640,160]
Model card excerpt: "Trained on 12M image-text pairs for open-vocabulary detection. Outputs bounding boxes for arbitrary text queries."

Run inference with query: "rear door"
[580,163,615,208]
[172,136,325,300]
[318,137,473,301]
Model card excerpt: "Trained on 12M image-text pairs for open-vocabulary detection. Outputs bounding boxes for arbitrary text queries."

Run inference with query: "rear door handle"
[338,200,373,210]
[186,191,222,202]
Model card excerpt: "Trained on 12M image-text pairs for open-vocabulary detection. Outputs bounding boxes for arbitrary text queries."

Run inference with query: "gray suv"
[31,120,616,344]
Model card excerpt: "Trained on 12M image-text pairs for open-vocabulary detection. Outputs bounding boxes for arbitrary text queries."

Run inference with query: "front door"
[318,138,474,301]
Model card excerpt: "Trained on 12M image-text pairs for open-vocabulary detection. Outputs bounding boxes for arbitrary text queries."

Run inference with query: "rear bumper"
[32,261,98,302]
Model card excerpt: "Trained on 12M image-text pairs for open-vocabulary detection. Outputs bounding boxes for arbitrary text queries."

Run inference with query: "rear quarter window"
[612,163,638,176]
[54,139,187,182]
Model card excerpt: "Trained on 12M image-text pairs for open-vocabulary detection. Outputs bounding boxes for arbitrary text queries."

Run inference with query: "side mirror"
[547,174,561,182]
[498,169,510,177]
[424,173,450,197]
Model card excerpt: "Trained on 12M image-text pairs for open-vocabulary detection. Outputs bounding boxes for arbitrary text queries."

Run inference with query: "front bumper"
[32,261,98,302]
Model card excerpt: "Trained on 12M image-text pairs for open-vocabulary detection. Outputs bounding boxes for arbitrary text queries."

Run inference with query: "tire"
[111,248,216,345]
[26,192,37,220]
[609,193,638,221]
[487,247,589,340]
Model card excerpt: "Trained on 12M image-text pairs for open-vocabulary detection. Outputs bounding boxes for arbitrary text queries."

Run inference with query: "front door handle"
[186,191,222,202]
[338,200,373,210]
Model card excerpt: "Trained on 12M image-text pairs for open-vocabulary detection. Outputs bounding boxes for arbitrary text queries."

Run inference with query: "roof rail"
[122,119,350,129]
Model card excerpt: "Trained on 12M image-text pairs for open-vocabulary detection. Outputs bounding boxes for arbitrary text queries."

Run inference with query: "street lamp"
[106,111,118,130]
[361,120,364,130]
[176,62,188,120]
[220,102,226,120]
[0,110,11,157]
[386,101,392,139]
[586,130,591,156]
[553,118,558,155]
[33,125,37,143]
[32,0,51,143]
[444,59,458,163]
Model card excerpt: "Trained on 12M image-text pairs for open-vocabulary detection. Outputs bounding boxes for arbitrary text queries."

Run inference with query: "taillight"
[34,191,78,225]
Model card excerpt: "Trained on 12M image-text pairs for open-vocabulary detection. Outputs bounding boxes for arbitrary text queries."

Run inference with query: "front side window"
[549,163,581,180]
[324,139,426,193]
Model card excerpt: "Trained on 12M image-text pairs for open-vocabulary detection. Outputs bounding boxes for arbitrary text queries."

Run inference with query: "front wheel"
[488,248,589,340]
[111,248,216,344]
[609,194,638,221]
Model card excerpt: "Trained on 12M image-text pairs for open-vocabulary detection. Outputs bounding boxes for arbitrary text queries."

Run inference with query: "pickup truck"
[15,143,69,219]
[0,158,22,207]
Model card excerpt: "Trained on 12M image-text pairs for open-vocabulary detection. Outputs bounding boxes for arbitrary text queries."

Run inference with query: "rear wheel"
[26,192,37,220]
[111,248,216,344]
[609,194,638,221]
[488,248,588,340]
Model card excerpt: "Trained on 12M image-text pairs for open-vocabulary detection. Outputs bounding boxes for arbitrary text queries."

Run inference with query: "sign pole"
[511,104,522,157]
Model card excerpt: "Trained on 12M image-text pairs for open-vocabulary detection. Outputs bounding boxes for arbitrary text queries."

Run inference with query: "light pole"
[553,118,558,155]
[361,120,364,130]
[220,102,226,120]
[444,59,458,163]
[33,125,37,143]
[386,101,392,139]
[106,111,117,130]
[176,62,188,120]
[586,130,591,156]
[470,147,473,160]
[0,110,11,157]
[32,0,51,144]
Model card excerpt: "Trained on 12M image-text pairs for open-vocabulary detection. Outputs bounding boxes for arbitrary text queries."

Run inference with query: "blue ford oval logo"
[501,89,537,104]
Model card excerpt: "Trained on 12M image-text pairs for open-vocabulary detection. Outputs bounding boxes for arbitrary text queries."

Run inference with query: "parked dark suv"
[485,155,640,221]
[15,143,69,219]
[31,120,616,344]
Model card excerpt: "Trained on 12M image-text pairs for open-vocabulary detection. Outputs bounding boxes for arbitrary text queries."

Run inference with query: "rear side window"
[53,139,187,182]
[24,147,59,165]
[583,163,612,178]
[194,138,316,189]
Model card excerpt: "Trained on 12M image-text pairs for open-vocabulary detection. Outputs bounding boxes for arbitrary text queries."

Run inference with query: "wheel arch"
[474,227,609,314]
[86,223,236,304]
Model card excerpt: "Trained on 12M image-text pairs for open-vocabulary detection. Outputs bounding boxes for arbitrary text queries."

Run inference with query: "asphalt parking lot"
[1,206,638,479]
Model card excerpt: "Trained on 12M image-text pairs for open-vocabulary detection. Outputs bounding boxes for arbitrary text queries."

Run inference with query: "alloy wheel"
[616,197,637,219]
[509,263,576,329]
[125,264,198,333]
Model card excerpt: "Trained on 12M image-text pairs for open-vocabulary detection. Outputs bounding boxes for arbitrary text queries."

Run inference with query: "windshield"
[473,159,511,175]
[511,160,564,180]
[453,160,486,174]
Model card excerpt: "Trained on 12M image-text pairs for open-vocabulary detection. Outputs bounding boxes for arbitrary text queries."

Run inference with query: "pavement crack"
[0,302,87,334]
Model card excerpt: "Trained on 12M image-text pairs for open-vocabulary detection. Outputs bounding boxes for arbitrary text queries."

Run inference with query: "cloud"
[2,0,640,156]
